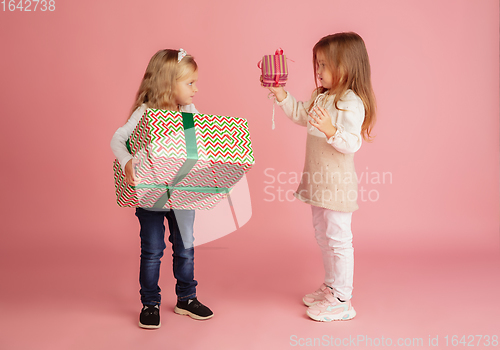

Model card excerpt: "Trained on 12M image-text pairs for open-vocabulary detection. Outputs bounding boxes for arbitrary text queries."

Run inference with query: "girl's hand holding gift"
[267,86,287,102]
[125,158,141,186]
[308,106,337,139]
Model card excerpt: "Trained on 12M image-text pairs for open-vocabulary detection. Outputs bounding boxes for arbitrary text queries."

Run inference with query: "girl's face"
[175,69,199,106]
[316,51,333,89]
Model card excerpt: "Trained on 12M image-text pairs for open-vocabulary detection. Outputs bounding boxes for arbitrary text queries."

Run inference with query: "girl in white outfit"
[267,32,376,321]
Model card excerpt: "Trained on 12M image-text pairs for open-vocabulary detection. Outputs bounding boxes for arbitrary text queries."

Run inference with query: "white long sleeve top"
[276,89,365,212]
[277,89,364,154]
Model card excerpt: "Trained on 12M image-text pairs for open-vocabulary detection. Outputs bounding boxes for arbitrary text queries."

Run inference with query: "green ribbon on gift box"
[151,112,198,209]
[128,112,228,209]
[135,183,229,194]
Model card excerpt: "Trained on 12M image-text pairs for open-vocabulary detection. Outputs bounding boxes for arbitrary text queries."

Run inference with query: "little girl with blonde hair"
[111,49,213,329]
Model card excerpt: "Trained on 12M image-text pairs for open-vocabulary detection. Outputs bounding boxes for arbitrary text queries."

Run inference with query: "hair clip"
[178,48,187,63]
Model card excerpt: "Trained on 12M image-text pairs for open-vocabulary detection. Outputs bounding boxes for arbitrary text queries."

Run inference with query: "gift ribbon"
[135,183,230,194]
[150,112,200,209]
[268,92,276,130]
[274,48,283,86]
[135,184,236,227]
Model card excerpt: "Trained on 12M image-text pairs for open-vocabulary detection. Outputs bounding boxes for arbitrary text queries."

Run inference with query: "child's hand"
[125,159,141,186]
[267,86,287,102]
[308,106,337,139]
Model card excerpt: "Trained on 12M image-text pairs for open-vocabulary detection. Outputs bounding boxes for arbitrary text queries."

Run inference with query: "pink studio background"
[0,1,498,349]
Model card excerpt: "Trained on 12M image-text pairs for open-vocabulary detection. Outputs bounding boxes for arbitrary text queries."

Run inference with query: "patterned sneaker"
[303,283,332,306]
[139,304,160,329]
[306,294,356,322]
[174,298,214,320]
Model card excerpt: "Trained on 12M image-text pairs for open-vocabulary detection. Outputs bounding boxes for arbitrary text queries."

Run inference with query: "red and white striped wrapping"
[259,49,288,87]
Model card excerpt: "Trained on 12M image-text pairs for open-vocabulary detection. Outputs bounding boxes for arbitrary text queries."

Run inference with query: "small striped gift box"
[259,48,288,87]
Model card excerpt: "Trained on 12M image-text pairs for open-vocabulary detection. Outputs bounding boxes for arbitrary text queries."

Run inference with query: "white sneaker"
[306,294,356,322]
[302,283,332,306]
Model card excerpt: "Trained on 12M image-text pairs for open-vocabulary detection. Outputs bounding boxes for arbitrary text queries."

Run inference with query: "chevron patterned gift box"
[113,109,254,210]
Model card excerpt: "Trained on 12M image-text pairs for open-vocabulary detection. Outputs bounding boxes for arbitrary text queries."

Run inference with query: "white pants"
[311,206,354,301]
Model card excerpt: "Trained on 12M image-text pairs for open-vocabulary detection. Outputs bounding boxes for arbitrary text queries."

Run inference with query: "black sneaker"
[174,298,213,320]
[139,304,160,329]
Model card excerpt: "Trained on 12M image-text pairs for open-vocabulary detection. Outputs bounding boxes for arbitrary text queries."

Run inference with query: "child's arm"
[309,92,364,154]
[268,86,315,127]
[110,105,147,185]
[268,86,287,102]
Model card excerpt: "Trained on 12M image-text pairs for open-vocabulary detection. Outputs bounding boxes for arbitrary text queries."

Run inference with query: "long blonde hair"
[130,49,197,114]
[312,32,376,141]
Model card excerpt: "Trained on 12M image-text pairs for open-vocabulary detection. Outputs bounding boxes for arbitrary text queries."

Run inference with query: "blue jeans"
[135,208,198,305]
